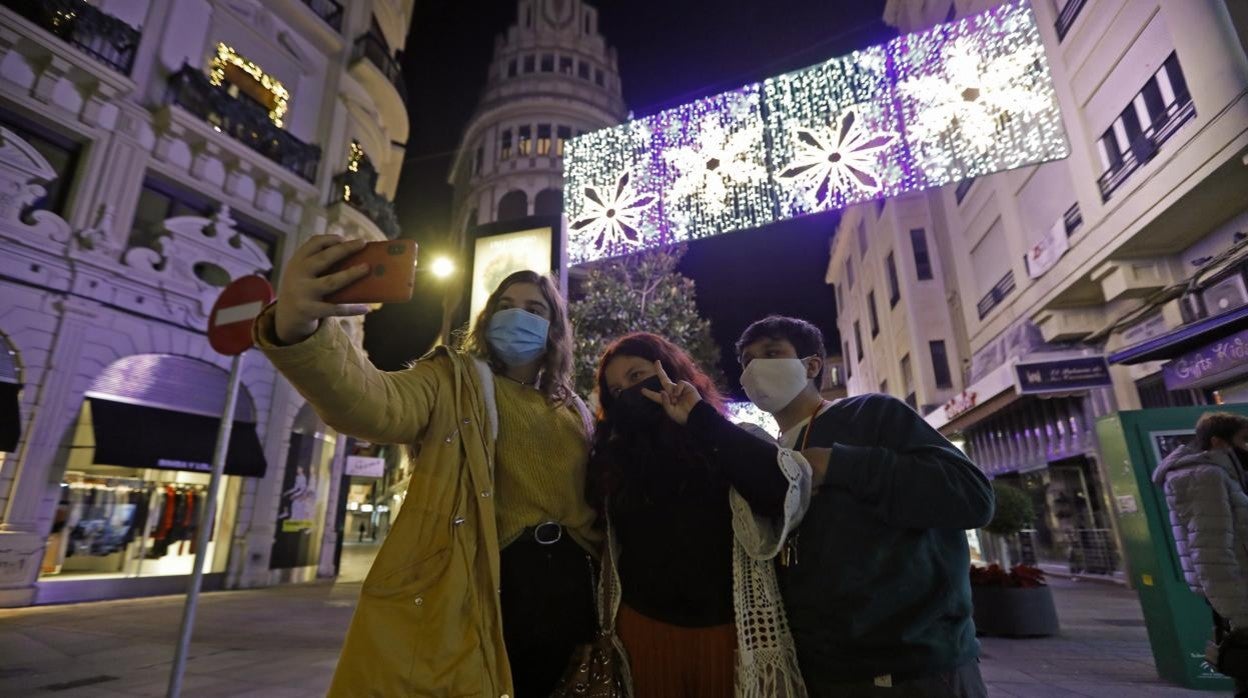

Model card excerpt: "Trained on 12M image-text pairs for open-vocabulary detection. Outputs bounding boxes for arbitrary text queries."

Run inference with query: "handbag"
[1207,627,1248,680]
[551,630,625,697]
[552,513,626,697]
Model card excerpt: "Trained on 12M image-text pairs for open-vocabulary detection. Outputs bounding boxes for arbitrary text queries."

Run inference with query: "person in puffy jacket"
[1153,411,1248,696]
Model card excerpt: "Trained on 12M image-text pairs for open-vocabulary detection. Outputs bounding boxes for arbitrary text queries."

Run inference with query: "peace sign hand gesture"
[640,361,703,425]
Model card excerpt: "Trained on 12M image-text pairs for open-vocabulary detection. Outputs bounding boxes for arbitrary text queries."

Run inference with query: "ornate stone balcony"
[164,65,321,183]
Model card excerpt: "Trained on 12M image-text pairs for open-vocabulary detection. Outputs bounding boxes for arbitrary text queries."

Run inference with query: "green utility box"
[1097,406,1240,691]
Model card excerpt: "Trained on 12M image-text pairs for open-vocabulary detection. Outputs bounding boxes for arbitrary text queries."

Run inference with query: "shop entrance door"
[1097,405,1245,691]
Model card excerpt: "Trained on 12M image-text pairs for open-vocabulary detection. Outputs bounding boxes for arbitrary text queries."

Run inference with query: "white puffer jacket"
[1152,444,1248,628]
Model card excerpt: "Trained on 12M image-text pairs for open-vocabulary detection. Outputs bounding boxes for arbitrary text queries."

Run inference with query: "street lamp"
[430,256,455,279]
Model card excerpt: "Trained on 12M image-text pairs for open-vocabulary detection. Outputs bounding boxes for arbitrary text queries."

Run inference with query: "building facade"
[0,0,413,606]
[437,0,626,335]
[830,0,1248,577]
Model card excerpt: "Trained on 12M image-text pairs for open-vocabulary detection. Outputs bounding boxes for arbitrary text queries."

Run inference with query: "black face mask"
[611,375,665,431]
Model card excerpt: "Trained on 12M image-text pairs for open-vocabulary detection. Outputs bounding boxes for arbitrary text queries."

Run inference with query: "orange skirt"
[616,603,737,697]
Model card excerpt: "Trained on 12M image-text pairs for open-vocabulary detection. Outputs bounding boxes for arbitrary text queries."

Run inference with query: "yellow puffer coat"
[255,308,513,697]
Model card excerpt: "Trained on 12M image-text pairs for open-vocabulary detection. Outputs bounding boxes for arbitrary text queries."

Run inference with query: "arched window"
[497,190,528,221]
[534,189,563,217]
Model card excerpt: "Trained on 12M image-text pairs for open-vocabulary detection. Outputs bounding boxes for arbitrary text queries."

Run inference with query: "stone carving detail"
[118,206,273,327]
[0,127,73,248]
[74,204,119,256]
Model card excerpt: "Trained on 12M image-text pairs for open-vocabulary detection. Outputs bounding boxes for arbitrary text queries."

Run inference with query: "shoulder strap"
[469,356,499,442]
[571,395,595,441]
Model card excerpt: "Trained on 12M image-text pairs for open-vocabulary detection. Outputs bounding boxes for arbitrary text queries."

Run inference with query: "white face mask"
[740,357,814,414]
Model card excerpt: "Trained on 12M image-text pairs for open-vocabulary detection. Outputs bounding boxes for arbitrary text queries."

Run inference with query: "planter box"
[971,585,1060,637]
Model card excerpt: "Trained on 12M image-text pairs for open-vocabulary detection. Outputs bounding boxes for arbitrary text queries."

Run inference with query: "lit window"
[537,124,552,156]
[518,125,532,156]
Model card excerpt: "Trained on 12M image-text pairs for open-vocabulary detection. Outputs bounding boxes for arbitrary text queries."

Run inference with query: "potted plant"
[983,480,1034,567]
[970,482,1059,637]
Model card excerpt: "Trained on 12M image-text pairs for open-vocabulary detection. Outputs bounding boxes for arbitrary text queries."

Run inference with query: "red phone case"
[324,240,418,304]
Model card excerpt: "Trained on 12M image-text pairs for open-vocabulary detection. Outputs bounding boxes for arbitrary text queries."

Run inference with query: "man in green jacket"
[736,315,994,697]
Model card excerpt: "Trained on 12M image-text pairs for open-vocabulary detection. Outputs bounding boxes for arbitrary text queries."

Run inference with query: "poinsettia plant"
[970,563,1047,588]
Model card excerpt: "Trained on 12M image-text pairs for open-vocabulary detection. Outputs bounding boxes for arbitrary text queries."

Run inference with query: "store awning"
[1109,305,1248,365]
[88,398,267,478]
[0,382,19,453]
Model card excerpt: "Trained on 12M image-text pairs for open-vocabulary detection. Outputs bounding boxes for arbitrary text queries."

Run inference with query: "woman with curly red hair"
[587,332,811,696]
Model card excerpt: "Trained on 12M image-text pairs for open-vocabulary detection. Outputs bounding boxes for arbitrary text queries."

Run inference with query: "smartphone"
[324,239,418,304]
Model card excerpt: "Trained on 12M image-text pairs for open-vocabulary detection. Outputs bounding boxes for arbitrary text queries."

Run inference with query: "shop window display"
[1000,457,1119,575]
[39,398,238,581]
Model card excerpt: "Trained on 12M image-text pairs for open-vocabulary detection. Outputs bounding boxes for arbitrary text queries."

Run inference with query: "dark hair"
[595,332,725,418]
[734,315,827,383]
[459,270,574,405]
[1194,412,1248,451]
[587,332,725,514]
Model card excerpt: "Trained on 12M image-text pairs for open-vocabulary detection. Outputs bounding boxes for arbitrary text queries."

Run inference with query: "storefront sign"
[346,455,385,478]
[1161,328,1248,391]
[1025,217,1068,279]
[1014,356,1112,394]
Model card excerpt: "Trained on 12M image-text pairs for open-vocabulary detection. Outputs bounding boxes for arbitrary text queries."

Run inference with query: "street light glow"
[431,257,455,279]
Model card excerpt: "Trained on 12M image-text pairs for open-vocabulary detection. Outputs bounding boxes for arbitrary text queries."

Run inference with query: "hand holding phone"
[273,236,416,345]
[324,240,418,304]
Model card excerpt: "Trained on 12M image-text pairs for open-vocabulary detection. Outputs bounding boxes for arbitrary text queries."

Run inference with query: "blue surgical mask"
[486,308,550,366]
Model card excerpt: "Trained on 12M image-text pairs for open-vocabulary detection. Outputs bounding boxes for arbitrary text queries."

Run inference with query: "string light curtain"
[565,0,1068,264]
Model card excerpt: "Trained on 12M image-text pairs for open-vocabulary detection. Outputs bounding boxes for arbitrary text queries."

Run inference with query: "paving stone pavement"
[0,569,1231,696]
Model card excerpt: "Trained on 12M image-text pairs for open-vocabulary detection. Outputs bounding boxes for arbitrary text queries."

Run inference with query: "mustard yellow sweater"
[493,377,601,553]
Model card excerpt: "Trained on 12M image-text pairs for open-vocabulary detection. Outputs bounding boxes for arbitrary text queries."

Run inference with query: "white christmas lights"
[564,0,1068,264]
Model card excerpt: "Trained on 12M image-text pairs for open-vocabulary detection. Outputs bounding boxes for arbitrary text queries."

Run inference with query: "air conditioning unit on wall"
[1201,270,1248,316]
[1179,292,1206,324]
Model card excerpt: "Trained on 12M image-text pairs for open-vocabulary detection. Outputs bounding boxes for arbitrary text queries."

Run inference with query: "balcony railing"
[1097,97,1196,202]
[165,65,321,183]
[1055,0,1087,41]
[352,33,408,106]
[2,0,140,75]
[332,159,401,239]
[977,270,1016,319]
[301,0,343,32]
[1063,202,1083,236]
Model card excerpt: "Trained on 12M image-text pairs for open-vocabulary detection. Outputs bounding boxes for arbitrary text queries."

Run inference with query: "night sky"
[369,0,895,397]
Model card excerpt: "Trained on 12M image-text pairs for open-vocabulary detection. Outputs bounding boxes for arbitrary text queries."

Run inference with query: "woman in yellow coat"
[254,236,600,697]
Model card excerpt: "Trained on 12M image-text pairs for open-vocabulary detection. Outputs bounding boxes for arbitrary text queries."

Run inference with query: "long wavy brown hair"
[587,332,725,514]
[459,270,575,405]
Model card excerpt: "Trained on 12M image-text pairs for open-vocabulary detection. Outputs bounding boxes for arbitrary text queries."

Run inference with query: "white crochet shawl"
[598,424,811,697]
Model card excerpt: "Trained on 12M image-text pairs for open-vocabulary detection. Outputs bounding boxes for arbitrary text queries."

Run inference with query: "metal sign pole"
[167,351,244,698]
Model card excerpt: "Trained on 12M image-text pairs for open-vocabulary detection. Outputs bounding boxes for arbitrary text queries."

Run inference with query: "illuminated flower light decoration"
[565,119,662,264]
[654,87,774,240]
[765,45,907,216]
[564,0,1067,264]
[568,171,657,254]
[778,108,897,212]
[893,1,1067,183]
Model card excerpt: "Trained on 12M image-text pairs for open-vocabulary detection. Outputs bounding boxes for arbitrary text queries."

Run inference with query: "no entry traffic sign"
[208,275,274,355]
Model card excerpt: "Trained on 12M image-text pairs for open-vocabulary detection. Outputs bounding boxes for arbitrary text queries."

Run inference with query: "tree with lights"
[570,245,721,398]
